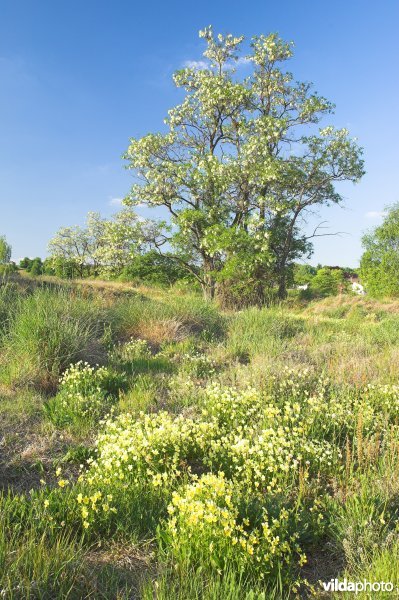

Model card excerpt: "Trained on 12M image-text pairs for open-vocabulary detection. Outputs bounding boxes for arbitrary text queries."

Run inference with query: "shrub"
[309,268,345,297]
[0,262,17,276]
[29,258,44,276]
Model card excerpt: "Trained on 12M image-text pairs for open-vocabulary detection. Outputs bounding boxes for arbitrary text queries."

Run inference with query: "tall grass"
[227,307,305,360]
[0,492,140,598]
[2,288,110,391]
[141,566,269,600]
[0,281,20,339]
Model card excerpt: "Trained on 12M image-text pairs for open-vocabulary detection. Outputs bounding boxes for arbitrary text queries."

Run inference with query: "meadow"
[1,275,399,598]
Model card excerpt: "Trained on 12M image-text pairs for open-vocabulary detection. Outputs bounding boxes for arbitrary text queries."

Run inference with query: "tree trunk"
[201,255,217,301]
[277,270,287,299]
[202,274,216,301]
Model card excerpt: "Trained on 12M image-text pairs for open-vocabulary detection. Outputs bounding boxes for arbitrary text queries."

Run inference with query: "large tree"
[124,27,364,300]
[360,204,399,297]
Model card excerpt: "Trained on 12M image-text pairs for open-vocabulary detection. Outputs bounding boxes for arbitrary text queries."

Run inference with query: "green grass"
[2,282,399,598]
[0,492,145,598]
[141,566,269,600]
[227,306,305,357]
[1,287,110,391]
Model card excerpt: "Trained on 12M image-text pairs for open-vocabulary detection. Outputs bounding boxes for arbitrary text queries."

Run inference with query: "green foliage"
[0,235,11,264]
[19,256,31,269]
[0,261,17,276]
[163,473,303,590]
[293,263,317,286]
[310,267,345,297]
[6,282,399,597]
[141,566,268,600]
[51,256,78,278]
[360,204,399,297]
[0,492,140,598]
[328,451,399,579]
[29,257,44,275]
[121,250,195,285]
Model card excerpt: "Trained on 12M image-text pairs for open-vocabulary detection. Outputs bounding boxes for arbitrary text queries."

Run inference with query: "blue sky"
[1,0,398,266]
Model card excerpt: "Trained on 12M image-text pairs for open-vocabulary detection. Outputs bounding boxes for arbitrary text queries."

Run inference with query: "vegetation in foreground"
[1,277,399,598]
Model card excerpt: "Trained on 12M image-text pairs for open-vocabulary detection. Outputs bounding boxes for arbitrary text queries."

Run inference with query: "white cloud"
[183,56,251,72]
[183,60,209,70]
[236,56,252,66]
[109,197,123,206]
[365,211,387,219]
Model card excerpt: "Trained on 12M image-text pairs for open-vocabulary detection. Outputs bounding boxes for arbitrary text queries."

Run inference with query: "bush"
[120,251,195,286]
[216,277,271,309]
[310,267,345,297]
[29,258,44,276]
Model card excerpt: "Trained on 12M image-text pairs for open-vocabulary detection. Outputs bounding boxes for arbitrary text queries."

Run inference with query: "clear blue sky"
[1,0,398,266]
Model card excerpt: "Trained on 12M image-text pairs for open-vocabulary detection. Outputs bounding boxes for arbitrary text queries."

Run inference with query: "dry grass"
[303,294,399,317]
[133,319,192,346]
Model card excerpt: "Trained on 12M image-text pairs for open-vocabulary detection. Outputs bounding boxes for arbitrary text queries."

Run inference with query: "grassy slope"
[1,277,399,597]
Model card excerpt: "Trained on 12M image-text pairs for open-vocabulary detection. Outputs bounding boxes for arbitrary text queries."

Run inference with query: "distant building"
[351,281,365,295]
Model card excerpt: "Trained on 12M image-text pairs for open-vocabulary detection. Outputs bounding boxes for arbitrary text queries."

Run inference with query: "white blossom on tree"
[48,208,149,277]
[123,27,364,300]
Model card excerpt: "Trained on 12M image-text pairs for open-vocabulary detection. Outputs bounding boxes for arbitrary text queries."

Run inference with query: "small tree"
[19,257,32,269]
[310,267,344,297]
[29,258,44,276]
[91,208,148,276]
[360,204,399,297]
[43,258,56,276]
[48,220,95,277]
[51,257,77,279]
[0,236,11,264]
